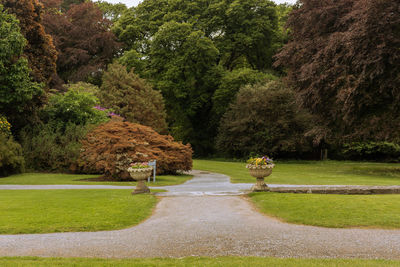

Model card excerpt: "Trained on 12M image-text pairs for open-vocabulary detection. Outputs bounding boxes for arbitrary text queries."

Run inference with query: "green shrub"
[216,80,314,158]
[0,133,25,177]
[20,122,92,172]
[43,84,108,126]
[341,142,400,161]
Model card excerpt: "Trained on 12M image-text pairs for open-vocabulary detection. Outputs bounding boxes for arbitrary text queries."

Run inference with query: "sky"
[105,0,296,8]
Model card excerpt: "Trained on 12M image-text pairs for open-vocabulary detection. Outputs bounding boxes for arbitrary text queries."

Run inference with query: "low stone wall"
[269,186,400,195]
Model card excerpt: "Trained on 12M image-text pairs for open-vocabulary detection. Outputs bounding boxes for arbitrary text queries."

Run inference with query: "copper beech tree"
[41,1,120,88]
[275,0,400,143]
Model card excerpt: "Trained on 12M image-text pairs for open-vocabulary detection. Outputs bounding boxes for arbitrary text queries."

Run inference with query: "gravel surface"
[0,171,400,259]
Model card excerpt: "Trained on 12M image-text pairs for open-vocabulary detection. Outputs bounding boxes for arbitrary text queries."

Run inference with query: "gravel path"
[0,171,400,259]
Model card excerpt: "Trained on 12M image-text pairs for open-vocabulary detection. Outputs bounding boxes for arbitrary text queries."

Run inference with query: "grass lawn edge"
[0,256,399,266]
[246,192,400,229]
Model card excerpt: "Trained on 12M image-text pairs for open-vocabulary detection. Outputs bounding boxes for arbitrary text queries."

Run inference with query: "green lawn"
[0,190,157,234]
[249,192,400,228]
[194,159,400,185]
[0,173,192,186]
[0,257,398,266]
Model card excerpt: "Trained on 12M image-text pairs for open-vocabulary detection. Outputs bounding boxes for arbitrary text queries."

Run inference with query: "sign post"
[148,160,156,182]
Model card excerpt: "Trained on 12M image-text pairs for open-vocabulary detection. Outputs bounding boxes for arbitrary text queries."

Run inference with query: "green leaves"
[99,63,168,133]
[0,5,44,117]
[112,0,284,154]
[43,84,108,126]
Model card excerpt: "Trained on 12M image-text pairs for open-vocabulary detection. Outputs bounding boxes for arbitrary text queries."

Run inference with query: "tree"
[148,21,221,153]
[215,0,279,71]
[95,1,127,22]
[275,0,400,144]
[42,1,120,87]
[212,68,276,121]
[113,0,283,154]
[114,0,280,71]
[60,0,84,11]
[0,5,43,127]
[99,63,168,133]
[3,0,57,87]
[216,80,313,158]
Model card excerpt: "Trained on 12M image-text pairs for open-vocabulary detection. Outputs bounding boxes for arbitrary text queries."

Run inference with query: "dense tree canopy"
[212,68,276,120]
[2,0,57,87]
[95,1,127,22]
[148,21,220,153]
[42,1,120,88]
[275,0,400,144]
[114,0,279,71]
[114,0,283,154]
[217,80,313,158]
[0,5,43,126]
[99,63,168,133]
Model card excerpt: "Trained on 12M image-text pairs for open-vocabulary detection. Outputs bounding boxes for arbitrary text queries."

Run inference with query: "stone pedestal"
[251,177,269,192]
[132,179,150,194]
[248,166,273,192]
[129,168,152,194]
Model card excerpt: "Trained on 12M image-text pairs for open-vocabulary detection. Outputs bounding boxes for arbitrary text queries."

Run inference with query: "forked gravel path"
[0,171,400,259]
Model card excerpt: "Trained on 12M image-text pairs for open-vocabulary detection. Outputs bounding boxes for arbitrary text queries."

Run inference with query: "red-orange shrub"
[76,120,192,179]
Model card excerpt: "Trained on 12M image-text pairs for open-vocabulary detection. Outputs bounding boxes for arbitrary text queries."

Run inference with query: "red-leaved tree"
[42,1,120,88]
[275,0,400,143]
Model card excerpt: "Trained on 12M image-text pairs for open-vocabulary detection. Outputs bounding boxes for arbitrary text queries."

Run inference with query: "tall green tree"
[95,1,127,22]
[113,0,282,154]
[0,5,43,127]
[148,22,220,153]
[114,0,279,71]
[275,0,400,144]
[99,63,168,133]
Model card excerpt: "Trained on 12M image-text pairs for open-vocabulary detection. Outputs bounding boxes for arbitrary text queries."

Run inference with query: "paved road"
[0,171,400,259]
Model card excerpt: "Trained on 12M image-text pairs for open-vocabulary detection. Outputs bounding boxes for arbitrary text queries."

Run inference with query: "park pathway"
[0,171,400,259]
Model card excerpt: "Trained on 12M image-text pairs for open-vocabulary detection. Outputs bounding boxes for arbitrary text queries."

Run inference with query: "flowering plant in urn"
[246,156,274,191]
[127,162,153,194]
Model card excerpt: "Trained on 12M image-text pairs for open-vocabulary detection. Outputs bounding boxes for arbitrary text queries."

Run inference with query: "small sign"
[148,160,156,182]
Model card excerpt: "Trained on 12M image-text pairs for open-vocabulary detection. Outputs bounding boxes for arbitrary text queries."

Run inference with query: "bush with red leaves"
[76,120,192,179]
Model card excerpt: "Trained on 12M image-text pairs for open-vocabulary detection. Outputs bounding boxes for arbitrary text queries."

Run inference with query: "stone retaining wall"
[269,186,400,195]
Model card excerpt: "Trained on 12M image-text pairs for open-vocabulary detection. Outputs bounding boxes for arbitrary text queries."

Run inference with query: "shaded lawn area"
[0,190,157,234]
[249,192,400,228]
[194,159,400,185]
[0,173,192,186]
[0,257,398,267]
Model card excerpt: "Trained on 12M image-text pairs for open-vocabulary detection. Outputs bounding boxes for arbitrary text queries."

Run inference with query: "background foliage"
[0,133,25,177]
[217,80,314,158]
[275,0,400,145]
[113,0,287,155]
[99,63,168,133]
[0,4,44,131]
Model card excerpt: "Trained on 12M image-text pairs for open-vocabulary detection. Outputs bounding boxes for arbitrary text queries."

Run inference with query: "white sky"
[105,0,297,8]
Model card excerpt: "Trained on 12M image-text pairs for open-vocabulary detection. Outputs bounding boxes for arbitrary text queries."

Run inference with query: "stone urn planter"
[246,157,275,192]
[128,167,153,194]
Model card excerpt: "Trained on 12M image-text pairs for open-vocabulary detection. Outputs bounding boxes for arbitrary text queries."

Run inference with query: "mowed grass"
[0,173,192,186]
[249,192,400,228]
[194,159,400,185]
[0,190,157,234]
[0,257,399,267]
